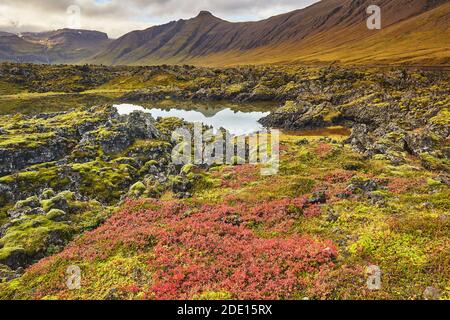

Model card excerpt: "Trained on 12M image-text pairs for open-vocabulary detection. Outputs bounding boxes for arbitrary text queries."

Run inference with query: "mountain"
[0,0,448,66]
[0,29,111,64]
[89,0,450,66]
[0,33,48,63]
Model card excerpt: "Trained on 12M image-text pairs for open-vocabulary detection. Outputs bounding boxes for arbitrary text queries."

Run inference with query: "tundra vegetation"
[0,63,448,300]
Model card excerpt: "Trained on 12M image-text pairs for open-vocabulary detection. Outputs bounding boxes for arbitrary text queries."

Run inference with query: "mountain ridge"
[0,0,449,66]
[0,28,110,64]
[89,0,450,66]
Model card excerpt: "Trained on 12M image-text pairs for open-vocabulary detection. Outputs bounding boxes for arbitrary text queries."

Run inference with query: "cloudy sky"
[0,0,319,38]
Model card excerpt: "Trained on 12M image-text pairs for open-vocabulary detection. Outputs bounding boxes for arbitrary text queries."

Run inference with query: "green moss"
[430,108,450,126]
[111,157,139,167]
[0,216,73,257]
[46,209,67,222]
[0,247,26,263]
[281,82,298,94]
[349,231,427,273]
[181,164,195,175]
[278,100,298,113]
[427,178,442,188]
[71,160,135,203]
[252,84,273,96]
[144,117,180,136]
[14,196,40,209]
[41,188,56,200]
[40,191,74,213]
[0,132,56,149]
[192,173,222,193]
[282,177,316,197]
[420,153,450,172]
[194,291,233,300]
[128,182,147,198]
[224,83,245,95]
[123,139,171,161]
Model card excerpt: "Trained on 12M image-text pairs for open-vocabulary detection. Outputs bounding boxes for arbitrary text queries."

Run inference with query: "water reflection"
[115,103,270,135]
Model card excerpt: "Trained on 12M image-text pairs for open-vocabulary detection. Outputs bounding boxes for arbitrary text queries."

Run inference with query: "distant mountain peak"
[194,10,223,21]
[197,10,214,17]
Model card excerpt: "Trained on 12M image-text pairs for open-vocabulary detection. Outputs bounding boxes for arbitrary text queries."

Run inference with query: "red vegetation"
[28,198,337,300]
[218,165,260,189]
[303,204,322,217]
[387,177,425,194]
[323,170,355,184]
[315,143,333,158]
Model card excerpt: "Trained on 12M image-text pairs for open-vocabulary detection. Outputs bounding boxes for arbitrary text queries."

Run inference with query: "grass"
[0,92,120,115]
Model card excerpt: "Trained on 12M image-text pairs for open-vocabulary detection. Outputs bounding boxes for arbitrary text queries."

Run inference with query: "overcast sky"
[0,0,319,38]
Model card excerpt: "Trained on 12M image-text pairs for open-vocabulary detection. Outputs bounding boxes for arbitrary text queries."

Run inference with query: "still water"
[115,103,271,135]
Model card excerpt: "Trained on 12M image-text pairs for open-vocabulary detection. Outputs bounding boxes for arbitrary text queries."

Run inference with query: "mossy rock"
[278,100,298,113]
[155,117,185,136]
[41,188,56,200]
[0,247,28,270]
[41,191,74,213]
[46,209,68,222]
[139,160,160,175]
[111,157,139,168]
[0,216,73,268]
[0,263,17,282]
[14,196,40,210]
[128,182,147,198]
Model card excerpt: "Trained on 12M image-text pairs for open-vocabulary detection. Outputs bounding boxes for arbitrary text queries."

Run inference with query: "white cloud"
[0,0,319,38]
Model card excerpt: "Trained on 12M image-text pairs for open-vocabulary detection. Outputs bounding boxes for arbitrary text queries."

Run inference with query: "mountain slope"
[0,33,48,63]
[0,0,448,66]
[90,0,450,66]
[0,29,111,64]
[192,0,450,66]
[22,29,111,63]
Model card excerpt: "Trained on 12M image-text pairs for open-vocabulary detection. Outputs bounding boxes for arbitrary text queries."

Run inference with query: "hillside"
[0,0,448,66]
[0,29,111,64]
[0,33,48,63]
[90,0,450,66]
[197,0,450,66]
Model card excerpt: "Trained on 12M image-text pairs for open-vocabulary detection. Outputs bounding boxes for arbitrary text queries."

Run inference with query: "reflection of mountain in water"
[193,107,223,118]
[134,100,275,119]
[114,102,272,135]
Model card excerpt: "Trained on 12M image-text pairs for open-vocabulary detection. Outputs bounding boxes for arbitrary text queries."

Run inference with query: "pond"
[115,103,271,135]
[0,93,351,138]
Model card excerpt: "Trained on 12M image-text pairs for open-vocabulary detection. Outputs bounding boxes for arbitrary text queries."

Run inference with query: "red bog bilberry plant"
[26,198,337,300]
